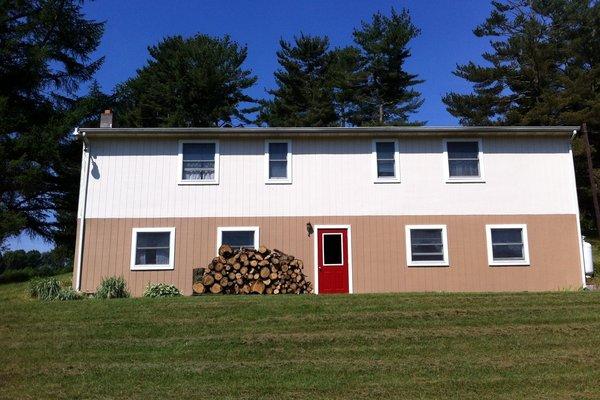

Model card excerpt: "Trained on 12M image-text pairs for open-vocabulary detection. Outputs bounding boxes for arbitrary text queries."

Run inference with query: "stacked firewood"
[192,245,312,295]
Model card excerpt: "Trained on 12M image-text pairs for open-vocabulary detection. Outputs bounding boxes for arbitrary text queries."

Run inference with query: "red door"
[317,228,349,294]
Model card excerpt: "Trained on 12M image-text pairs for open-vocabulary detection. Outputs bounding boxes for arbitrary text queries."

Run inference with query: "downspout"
[569,129,587,288]
[74,128,91,291]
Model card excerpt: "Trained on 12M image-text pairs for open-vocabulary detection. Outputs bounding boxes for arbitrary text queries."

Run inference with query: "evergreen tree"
[115,34,257,127]
[259,35,339,127]
[0,0,104,247]
[49,82,113,255]
[351,8,424,125]
[442,0,600,232]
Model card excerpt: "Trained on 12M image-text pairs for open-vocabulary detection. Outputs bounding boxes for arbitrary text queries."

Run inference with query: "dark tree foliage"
[260,9,423,127]
[258,35,340,127]
[442,0,600,233]
[49,82,113,254]
[0,0,104,247]
[351,8,424,125]
[114,34,258,127]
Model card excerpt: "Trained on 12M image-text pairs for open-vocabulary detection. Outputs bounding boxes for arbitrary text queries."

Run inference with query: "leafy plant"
[95,276,130,299]
[143,283,182,298]
[56,287,83,301]
[27,277,62,301]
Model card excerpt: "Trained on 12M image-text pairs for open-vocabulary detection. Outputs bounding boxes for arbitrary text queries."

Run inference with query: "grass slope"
[1,278,600,399]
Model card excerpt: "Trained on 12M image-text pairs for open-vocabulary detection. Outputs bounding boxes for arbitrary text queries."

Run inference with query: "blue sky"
[7,0,493,252]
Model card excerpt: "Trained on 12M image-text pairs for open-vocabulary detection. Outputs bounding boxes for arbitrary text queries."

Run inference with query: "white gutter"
[74,128,91,291]
[568,129,587,288]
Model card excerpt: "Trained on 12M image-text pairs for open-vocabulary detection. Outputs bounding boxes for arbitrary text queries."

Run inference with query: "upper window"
[405,225,449,266]
[265,140,292,184]
[217,226,259,253]
[178,140,219,184]
[443,139,484,182]
[486,224,530,266]
[130,227,175,270]
[372,139,400,183]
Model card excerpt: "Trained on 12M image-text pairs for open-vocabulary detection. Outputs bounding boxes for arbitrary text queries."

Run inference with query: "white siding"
[84,136,578,218]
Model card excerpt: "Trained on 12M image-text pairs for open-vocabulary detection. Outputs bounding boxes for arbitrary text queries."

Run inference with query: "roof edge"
[76,126,579,138]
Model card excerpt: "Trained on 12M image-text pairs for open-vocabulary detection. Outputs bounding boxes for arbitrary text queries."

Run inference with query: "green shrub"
[95,276,130,299]
[0,265,72,284]
[1,268,35,284]
[27,277,62,300]
[143,283,182,298]
[56,287,83,301]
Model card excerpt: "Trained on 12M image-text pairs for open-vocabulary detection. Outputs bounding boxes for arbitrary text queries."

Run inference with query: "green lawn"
[1,277,600,399]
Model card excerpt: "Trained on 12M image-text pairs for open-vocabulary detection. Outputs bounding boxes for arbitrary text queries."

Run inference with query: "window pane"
[137,232,170,248]
[269,142,288,161]
[182,143,215,180]
[323,234,343,265]
[376,142,395,160]
[447,142,479,159]
[449,160,479,177]
[136,248,170,265]
[492,244,524,259]
[491,228,522,244]
[412,252,444,261]
[183,161,215,180]
[410,229,442,245]
[183,143,215,161]
[412,244,444,254]
[135,231,171,265]
[377,160,395,177]
[269,160,288,179]
[222,231,255,250]
[410,229,444,262]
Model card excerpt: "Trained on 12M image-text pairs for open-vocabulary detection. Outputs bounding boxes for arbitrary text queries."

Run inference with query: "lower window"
[217,226,259,253]
[405,225,449,266]
[131,227,175,270]
[486,224,530,266]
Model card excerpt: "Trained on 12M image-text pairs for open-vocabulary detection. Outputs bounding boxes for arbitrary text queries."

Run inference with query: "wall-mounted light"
[306,222,314,237]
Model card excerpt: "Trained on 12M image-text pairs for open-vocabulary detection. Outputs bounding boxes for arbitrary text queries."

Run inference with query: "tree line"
[1,0,600,259]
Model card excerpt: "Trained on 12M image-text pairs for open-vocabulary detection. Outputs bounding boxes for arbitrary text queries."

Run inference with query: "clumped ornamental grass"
[1,279,600,400]
[94,276,130,299]
[27,276,82,301]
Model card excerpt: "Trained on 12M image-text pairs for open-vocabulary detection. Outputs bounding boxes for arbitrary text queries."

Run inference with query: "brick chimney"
[100,109,113,128]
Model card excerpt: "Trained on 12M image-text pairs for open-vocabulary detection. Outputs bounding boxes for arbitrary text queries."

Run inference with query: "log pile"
[192,245,312,295]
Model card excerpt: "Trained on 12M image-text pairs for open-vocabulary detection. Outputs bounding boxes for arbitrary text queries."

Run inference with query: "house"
[73,119,585,296]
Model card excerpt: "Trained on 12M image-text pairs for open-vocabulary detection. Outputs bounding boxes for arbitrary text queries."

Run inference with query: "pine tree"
[258,35,339,127]
[0,0,104,247]
[442,0,600,232]
[351,8,424,125]
[49,82,113,255]
[114,34,257,127]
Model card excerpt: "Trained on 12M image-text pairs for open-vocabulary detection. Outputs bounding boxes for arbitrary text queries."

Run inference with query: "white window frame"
[442,138,485,183]
[485,224,530,266]
[216,226,260,255]
[264,139,292,184]
[321,233,345,266]
[178,139,220,185]
[130,227,175,271]
[372,139,400,183]
[405,225,449,267]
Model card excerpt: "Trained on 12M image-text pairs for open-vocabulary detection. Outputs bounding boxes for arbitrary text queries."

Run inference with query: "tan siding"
[77,214,583,296]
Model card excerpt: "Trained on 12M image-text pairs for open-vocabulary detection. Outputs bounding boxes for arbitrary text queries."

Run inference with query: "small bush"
[56,287,83,301]
[143,283,182,298]
[28,277,62,301]
[95,276,130,299]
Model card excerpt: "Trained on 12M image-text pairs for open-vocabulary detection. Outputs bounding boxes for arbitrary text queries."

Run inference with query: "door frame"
[313,225,353,294]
